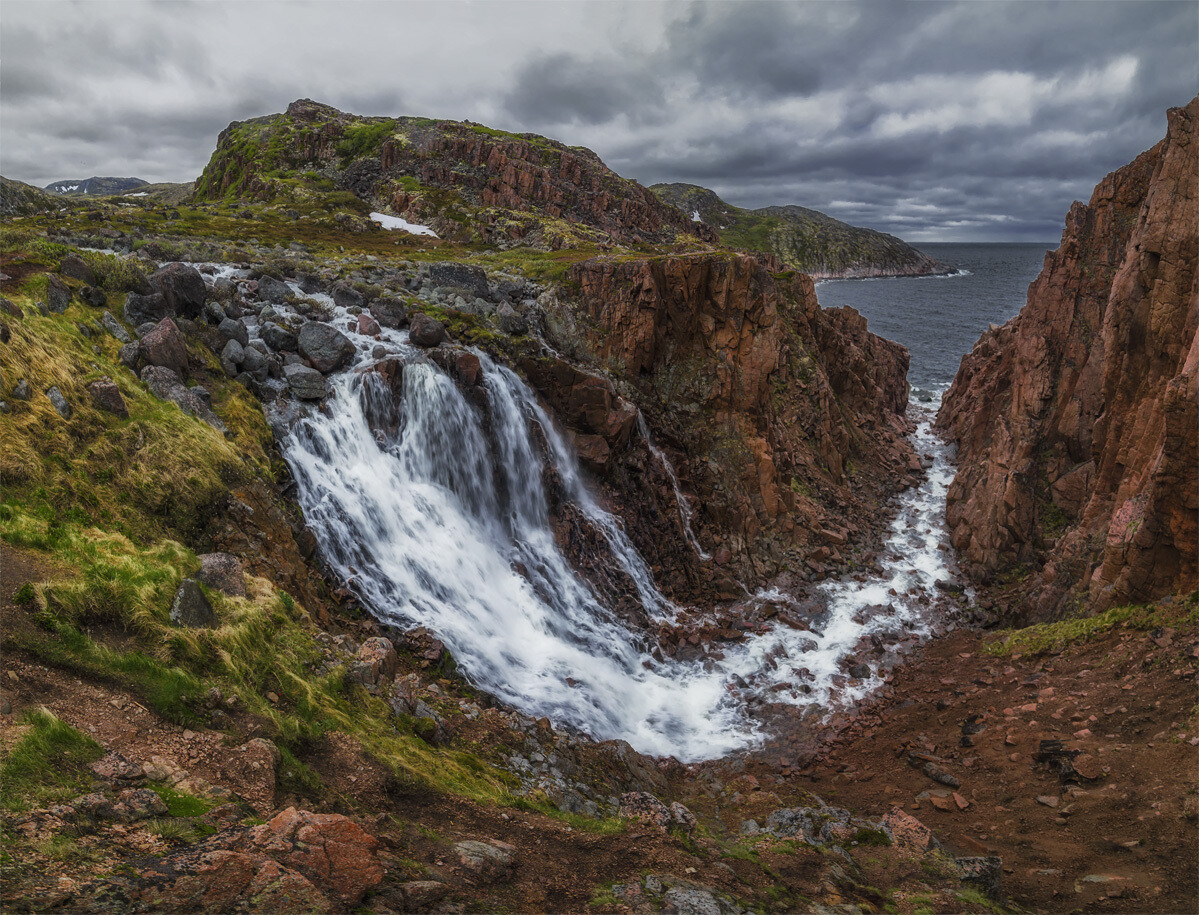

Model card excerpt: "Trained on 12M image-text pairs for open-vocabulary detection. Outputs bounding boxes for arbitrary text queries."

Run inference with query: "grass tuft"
[1,707,104,812]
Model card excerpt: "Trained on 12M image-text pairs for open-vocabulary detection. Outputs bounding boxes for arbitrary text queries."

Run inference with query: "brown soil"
[782,615,1199,913]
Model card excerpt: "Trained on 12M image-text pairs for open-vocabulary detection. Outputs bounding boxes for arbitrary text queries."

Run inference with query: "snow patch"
[370,212,438,237]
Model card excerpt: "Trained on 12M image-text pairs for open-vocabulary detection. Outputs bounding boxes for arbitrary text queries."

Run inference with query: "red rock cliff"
[937,97,1198,619]
[560,253,916,589]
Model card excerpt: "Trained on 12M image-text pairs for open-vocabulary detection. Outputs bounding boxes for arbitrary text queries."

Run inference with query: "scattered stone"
[101,310,131,343]
[284,363,326,400]
[297,322,355,373]
[1036,795,1059,808]
[881,808,938,854]
[956,856,1003,897]
[46,386,72,419]
[87,377,128,418]
[356,313,381,336]
[119,341,141,370]
[170,579,217,628]
[399,881,449,909]
[90,752,145,783]
[408,313,446,347]
[454,839,515,881]
[13,379,32,401]
[196,552,246,597]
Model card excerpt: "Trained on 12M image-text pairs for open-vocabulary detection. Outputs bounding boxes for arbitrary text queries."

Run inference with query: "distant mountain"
[45,176,149,196]
[650,183,950,279]
[1,176,63,216]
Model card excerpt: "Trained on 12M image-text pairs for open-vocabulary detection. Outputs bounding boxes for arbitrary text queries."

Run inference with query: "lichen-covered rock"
[196,552,246,597]
[454,839,515,881]
[46,275,72,313]
[937,96,1198,618]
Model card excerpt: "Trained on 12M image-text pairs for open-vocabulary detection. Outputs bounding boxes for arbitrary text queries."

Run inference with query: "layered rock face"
[559,253,916,591]
[938,97,1198,618]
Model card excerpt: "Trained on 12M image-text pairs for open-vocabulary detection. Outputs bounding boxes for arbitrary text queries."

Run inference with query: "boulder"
[170,579,217,628]
[119,342,141,369]
[356,313,380,336]
[59,254,96,285]
[956,856,1003,897]
[331,282,364,310]
[297,322,355,373]
[880,808,938,854]
[46,275,72,313]
[218,317,249,347]
[369,297,407,329]
[196,552,246,597]
[87,378,128,418]
[140,318,189,377]
[124,291,171,326]
[426,262,489,299]
[261,322,298,353]
[247,807,382,905]
[151,263,207,319]
[256,275,292,303]
[408,313,445,348]
[357,637,398,681]
[284,364,326,400]
[12,379,32,401]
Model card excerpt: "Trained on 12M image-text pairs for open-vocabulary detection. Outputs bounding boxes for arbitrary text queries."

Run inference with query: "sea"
[814,242,1056,400]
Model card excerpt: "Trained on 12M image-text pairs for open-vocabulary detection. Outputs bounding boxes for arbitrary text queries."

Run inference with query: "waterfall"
[636,414,711,561]
[271,285,959,761]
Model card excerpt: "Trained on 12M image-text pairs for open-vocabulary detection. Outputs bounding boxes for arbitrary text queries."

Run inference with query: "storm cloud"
[2,0,1194,241]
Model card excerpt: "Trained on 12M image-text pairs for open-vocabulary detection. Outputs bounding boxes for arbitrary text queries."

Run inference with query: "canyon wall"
[554,253,916,592]
[938,97,1198,619]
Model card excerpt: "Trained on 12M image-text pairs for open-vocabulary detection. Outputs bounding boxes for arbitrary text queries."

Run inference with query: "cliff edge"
[937,96,1198,619]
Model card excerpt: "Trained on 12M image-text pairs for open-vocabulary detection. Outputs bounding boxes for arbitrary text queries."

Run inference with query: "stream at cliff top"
[255,244,1046,762]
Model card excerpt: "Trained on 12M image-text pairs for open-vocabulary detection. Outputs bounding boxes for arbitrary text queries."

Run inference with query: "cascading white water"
[273,286,961,761]
[637,414,712,562]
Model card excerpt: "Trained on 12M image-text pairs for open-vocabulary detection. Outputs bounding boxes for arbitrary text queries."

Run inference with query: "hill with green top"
[651,182,950,279]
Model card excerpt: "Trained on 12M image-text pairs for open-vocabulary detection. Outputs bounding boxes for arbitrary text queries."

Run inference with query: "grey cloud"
[1,0,1195,241]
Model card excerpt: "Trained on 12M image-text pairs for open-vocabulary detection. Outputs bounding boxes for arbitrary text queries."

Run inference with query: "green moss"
[149,784,215,818]
[0,707,104,812]
[336,119,398,161]
[984,594,1198,656]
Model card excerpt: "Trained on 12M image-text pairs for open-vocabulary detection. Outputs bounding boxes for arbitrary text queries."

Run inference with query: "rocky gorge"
[0,96,1195,914]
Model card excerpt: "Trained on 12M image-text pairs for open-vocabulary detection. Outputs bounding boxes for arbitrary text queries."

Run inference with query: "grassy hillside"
[652,182,949,278]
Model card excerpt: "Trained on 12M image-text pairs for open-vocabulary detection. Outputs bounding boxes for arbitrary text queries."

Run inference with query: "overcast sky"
[3,1,1195,241]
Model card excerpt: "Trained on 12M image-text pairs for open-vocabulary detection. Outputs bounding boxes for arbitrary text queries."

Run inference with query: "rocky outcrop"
[193,100,717,249]
[938,97,1198,618]
[554,252,915,590]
